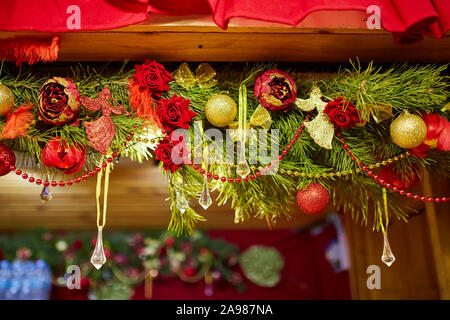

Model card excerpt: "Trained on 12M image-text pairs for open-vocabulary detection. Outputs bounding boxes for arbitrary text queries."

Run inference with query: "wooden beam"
[1,27,448,62]
[0,163,329,231]
[422,171,450,299]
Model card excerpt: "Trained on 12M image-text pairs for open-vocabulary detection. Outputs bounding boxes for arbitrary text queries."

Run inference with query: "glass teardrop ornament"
[40,185,52,202]
[381,231,395,267]
[175,188,189,214]
[199,176,212,210]
[236,160,251,178]
[90,227,107,269]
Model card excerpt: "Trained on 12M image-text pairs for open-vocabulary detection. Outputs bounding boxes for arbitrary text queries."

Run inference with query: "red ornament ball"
[296,183,329,215]
[0,143,16,176]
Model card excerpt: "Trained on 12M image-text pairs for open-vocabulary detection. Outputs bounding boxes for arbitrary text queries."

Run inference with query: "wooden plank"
[344,210,440,299]
[0,163,329,231]
[0,28,449,62]
[422,171,450,299]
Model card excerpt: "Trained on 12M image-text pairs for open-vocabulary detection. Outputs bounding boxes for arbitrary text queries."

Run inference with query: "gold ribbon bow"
[173,62,218,89]
[294,86,334,150]
[228,104,272,142]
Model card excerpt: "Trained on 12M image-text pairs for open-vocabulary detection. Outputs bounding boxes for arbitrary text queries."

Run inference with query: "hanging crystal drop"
[381,231,395,267]
[236,160,251,178]
[90,227,107,269]
[40,185,52,202]
[199,176,212,210]
[175,188,189,214]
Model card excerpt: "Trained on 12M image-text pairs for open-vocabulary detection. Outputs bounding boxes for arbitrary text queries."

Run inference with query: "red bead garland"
[1,117,448,204]
[334,133,448,204]
[0,133,132,188]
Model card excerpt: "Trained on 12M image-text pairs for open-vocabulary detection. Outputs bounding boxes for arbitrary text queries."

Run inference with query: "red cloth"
[0,0,149,32]
[203,0,450,44]
[1,0,448,44]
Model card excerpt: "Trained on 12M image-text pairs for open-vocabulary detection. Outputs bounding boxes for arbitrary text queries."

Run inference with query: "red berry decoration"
[296,183,329,215]
[0,143,16,176]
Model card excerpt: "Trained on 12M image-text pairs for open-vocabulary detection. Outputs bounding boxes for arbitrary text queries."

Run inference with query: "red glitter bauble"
[296,183,329,215]
[0,143,15,176]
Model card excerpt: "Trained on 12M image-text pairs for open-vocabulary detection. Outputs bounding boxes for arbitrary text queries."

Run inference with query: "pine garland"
[0,61,448,235]
[0,63,149,175]
[166,62,449,234]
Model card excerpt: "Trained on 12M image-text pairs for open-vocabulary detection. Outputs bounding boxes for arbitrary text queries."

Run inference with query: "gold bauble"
[390,112,427,149]
[205,94,237,127]
[0,83,14,117]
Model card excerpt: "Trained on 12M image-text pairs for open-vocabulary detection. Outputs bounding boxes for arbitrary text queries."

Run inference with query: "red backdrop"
[0,0,448,44]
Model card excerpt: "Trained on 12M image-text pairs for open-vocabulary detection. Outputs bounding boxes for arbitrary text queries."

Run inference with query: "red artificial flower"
[408,143,430,158]
[254,70,297,112]
[80,277,90,289]
[164,236,175,247]
[154,135,189,173]
[181,242,193,253]
[72,239,83,251]
[104,248,111,259]
[133,60,172,97]
[183,266,197,277]
[156,94,197,133]
[323,97,363,130]
[409,113,450,157]
[378,164,420,190]
[113,254,128,264]
[41,137,86,175]
[38,77,80,126]
[158,246,167,257]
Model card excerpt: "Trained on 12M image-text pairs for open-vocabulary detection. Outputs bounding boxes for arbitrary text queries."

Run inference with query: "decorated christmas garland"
[0,60,448,267]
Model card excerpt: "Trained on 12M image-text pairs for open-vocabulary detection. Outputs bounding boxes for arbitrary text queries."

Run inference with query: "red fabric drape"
[0,1,447,44]
[0,0,149,32]
[202,0,450,44]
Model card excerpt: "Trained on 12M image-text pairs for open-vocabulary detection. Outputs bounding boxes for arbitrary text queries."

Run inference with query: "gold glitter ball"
[205,94,237,127]
[390,112,427,149]
[0,83,14,117]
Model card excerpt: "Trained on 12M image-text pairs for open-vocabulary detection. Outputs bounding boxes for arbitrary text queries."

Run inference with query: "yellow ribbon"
[382,187,389,233]
[96,156,111,229]
[173,62,218,89]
